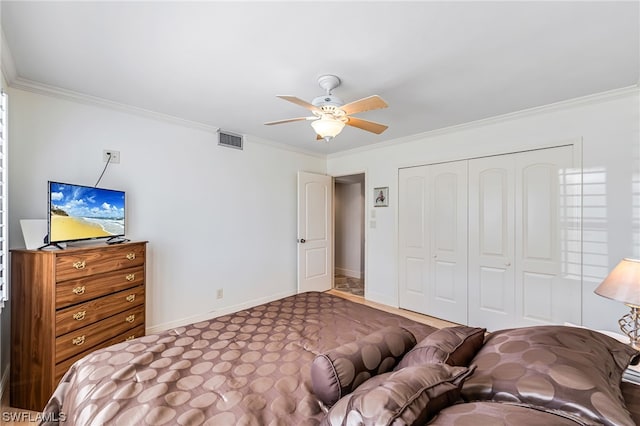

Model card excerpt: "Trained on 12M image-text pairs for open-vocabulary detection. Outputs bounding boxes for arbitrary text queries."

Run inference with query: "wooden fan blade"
[277,96,322,113]
[339,95,388,115]
[346,117,388,134]
[264,117,315,125]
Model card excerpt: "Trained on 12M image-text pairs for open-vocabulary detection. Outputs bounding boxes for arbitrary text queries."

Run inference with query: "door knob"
[298,239,306,243]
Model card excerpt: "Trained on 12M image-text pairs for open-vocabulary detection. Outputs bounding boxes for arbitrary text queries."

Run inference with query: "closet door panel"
[405,257,426,296]
[522,163,556,261]
[522,272,553,321]
[478,266,509,313]
[468,156,516,330]
[428,162,468,324]
[399,168,429,314]
[515,146,581,326]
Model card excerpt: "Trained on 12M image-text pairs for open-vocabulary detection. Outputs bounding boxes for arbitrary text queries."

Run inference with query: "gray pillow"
[462,325,640,426]
[311,326,417,407]
[396,326,485,370]
[321,363,475,426]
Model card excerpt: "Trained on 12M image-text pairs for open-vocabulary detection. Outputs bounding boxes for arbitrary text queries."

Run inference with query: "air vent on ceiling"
[218,130,243,150]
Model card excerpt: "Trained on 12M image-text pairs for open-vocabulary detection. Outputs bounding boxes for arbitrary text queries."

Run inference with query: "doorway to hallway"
[334,173,365,297]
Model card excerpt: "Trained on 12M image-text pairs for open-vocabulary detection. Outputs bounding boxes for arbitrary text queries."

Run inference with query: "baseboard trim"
[146,289,297,334]
[335,267,361,279]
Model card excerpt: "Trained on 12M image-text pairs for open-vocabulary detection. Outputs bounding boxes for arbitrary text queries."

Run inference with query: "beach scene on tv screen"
[50,183,125,242]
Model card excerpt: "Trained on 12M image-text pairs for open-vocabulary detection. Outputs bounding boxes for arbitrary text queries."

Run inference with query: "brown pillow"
[395,326,486,370]
[311,326,417,407]
[429,401,585,425]
[321,363,475,426]
[461,325,640,426]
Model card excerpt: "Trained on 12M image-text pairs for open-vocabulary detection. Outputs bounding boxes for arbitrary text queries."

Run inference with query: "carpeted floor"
[334,274,364,297]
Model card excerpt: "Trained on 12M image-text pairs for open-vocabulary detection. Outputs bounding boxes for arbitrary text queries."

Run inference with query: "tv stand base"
[38,242,65,250]
[106,237,130,245]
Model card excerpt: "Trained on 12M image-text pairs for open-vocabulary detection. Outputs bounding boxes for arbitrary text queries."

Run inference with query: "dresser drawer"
[55,305,145,364]
[54,324,145,385]
[55,243,145,282]
[56,265,144,308]
[56,286,144,336]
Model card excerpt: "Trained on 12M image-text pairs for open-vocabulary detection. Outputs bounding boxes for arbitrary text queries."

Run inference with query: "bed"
[41,291,640,425]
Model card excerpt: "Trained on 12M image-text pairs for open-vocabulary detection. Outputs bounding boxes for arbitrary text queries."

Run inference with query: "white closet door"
[515,145,581,326]
[468,145,580,330]
[399,161,468,324]
[468,155,516,330]
[399,167,429,313]
[428,162,468,324]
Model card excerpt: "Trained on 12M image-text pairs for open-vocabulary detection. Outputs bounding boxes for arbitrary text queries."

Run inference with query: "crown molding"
[6,65,636,161]
[9,76,223,134]
[1,28,17,85]
[9,76,327,158]
[328,85,640,160]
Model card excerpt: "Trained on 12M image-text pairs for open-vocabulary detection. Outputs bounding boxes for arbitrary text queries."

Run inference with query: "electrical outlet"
[216,289,224,299]
[103,149,120,164]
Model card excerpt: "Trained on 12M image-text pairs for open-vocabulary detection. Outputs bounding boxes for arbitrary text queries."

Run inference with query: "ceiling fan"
[264,75,389,142]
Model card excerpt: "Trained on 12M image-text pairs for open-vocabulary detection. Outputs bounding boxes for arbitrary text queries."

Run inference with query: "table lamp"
[594,258,640,349]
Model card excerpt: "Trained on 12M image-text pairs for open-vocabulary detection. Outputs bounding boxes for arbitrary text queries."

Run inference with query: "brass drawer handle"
[72,310,86,321]
[73,260,86,270]
[72,286,86,295]
[125,314,136,323]
[126,273,135,282]
[126,335,136,341]
[126,253,136,261]
[72,335,85,346]
[126,294,136,303]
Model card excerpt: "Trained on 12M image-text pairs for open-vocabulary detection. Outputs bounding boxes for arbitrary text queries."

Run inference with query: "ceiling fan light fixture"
[265,74,388,142]
[311,115,345,141]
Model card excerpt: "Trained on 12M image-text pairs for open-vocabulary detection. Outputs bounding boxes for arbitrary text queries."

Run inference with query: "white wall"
[7,87,325,332]
[6,85,639,338]
[335,181,364,278]
[327,88,640,334]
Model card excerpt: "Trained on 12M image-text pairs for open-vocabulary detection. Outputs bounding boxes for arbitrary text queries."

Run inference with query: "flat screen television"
[48,181,126,244]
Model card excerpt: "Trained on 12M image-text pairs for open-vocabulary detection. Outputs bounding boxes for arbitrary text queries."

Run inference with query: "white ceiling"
[2,1,638,155]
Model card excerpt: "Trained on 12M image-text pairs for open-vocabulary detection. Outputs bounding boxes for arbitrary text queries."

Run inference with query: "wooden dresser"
[10,241,147,411]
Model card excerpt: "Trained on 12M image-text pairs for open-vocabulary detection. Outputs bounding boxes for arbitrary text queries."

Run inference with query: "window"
[0,90,7,309]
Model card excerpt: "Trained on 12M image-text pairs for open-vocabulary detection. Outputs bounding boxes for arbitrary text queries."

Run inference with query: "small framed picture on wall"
[374,187,389,207]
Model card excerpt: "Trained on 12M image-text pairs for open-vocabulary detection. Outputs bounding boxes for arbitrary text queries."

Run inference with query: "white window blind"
[0,90,7,308]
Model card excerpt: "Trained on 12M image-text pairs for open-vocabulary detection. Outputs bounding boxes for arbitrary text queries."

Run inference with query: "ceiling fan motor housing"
[311,94,344,109]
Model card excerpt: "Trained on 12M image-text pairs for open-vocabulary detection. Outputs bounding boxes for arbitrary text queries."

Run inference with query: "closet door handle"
[505,261,511,267]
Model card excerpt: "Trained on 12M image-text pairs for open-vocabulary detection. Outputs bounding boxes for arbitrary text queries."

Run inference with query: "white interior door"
[468,155,516,330]
[514,146,581,327]
[399,167,429,313]
[428,162,468,324]
[468,145,581,330]
[399,161,468,324]
[297,171,333,293]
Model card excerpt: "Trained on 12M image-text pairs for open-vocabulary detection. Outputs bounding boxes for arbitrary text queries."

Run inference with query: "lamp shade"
[311,116,345,140]
[594,258,640,307]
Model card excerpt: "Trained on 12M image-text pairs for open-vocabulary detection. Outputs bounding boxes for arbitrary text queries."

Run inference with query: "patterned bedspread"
[42,291,436,425]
